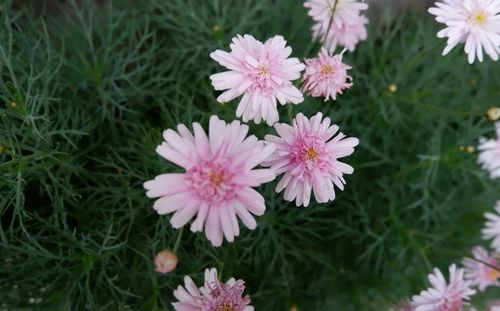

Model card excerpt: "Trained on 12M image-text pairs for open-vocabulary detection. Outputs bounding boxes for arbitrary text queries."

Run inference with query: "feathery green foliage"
[1,0,499,310]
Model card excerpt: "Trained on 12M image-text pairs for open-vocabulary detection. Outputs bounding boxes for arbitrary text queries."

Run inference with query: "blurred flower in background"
[462,246,500,292]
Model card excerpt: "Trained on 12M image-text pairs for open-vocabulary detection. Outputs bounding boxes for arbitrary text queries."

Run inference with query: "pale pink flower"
[301,48,353,101]
[210,35,305,126]
[462,246,500,291]
[411,264,476,311]
[428,0,500,64]
[144,116,276,247]
[483,201,500,252]
[477,122,500,179]
[172,267,254,311]
[304,0,369,52]
[313,13,369,53]
[262,112,359,207]
[304,0,368,34]
[154,250,178,273]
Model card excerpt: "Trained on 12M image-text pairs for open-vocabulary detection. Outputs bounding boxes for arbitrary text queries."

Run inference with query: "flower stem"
[467,256,500,272]
[303,0,338,57]
[323,0,339,44]
[173,227,184,252]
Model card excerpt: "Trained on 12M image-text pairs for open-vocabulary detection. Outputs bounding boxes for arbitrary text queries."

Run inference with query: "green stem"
[323,0,339,44]
[303,0,338,57]
[173,227,184,252]
[467,256,500,272]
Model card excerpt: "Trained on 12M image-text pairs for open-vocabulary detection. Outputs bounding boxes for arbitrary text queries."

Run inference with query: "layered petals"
[144,115,276,247]
[262,112,359,207]
[210,34,305,126]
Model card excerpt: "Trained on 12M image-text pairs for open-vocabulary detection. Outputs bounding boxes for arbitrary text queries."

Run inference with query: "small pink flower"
[172,267,254,311]
[477,122,500,179]
[462,246,500,292]
[144,116,276,247]
[313,14,369,53]
[210,35,305,126]
[411,264,476,311]
[262,112,359,207]
[154,250,178,273]
[301,48,353,101]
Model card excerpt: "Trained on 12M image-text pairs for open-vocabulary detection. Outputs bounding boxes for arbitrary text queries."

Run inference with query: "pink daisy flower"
[301,48,353,101]
[411,264,476,311]
[154,250,178,273]
[210,35,305,126]
[428,0,500,64]
[483,201,500,252]
[144,116,276,247]
[477,122,500,179]
[462,246,500,291]
[172,267,254,311]
[304,0,368,33]
[313,13,369,53]
[262,112,359,207]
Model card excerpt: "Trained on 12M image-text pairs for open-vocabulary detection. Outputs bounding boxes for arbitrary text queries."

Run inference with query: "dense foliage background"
[1,0,499,309]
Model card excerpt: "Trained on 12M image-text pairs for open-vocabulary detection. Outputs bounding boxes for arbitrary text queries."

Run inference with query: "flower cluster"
[210,35,355,125]
[142,0,499,308]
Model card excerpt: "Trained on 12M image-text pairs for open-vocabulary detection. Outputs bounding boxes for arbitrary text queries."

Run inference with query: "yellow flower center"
[488,268,499,280]
[305,147,318,161]
[209,170,225,186]
[469,10,487,25]
[320,64,334,75]
[258,65,268,77]
[217,304,236,311]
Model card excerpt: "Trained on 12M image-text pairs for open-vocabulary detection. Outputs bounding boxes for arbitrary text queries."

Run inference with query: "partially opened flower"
[144,116,276,247]
[154,250,178,273]
[301,48,353,101]
[477,122,500,178]
[411,264,476,311]
[462,246,500,291]
[172,267,254,311]
[428,0,500,64]
[262,112,359,207]
[483,201,500,252]
[210,35,305,126]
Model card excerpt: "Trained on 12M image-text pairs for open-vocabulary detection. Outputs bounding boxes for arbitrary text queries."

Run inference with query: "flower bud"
[154,250,178,273]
